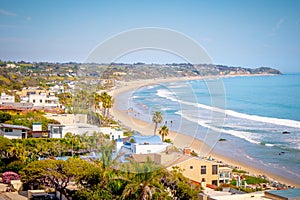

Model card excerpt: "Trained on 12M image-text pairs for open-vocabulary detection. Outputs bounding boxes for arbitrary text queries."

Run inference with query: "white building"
[48,124,65,138]
[100,127,124,140]
[128,135,170,154]
[0,123,30,139]
[29,93,60,109]
[0,93,15,104]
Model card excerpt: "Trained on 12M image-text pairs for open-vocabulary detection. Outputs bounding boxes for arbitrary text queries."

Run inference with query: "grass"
[232,168,247,174]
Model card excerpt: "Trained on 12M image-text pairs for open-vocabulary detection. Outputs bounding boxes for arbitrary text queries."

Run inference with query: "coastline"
[110,75,300,188]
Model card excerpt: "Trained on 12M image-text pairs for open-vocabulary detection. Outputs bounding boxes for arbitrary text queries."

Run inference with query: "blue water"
[116,74,300,185]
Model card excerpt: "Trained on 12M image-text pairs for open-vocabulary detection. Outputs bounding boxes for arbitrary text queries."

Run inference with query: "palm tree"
[100,92,114,124]
[121,158,168,200]
[158,125,169,142]
[94,92,102,112]
[152,111,163,135]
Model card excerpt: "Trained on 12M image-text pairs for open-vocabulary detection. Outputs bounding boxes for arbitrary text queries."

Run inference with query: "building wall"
[2,129,26,139]
[167,157,220,186]
[133,143,169,154]
[29,93,59,108]
[0,93,15,104]
[100,127,124,140]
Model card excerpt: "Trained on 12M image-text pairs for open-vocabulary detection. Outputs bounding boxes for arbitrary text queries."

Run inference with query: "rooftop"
[265,188,300,199]
[129,135,163,145]
[0,123,31,130]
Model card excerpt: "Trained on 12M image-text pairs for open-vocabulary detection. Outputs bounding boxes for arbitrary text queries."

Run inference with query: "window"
[33,99,36,103]
[40,99,42,103]
[212,180,218,186]
[4,128,12,132]
[190,166,193,169]
[201,165,206,174]
[147,150,151,153]
[212,165,218,175]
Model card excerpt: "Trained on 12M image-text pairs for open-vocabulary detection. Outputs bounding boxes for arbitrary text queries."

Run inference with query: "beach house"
[166,155,221,187]
[128,135,170,154]
[0,123,30,139]
[99,127,124,140]
[29,92,60,109]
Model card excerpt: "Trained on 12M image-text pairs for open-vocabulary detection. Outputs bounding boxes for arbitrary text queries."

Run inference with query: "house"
[48,124,65,138]
[18,87,50,98]
[29,93,60,109]
[166,155,221,187]
[27,122,49,138]
[128,135,170,154]
[0,123,30,139]
[0,93,15,104]
[99,127,124,140]
[219,166,232,184]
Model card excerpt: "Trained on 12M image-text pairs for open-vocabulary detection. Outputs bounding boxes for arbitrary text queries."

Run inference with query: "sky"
[0,0,300,72]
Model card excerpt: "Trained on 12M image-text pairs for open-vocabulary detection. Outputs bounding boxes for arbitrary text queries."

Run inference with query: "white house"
[48,124,65,138]
[128,135,170,154]
[0,93,15,104]
[29,93,60,109]
[0,123,30,139]
[99,127,124,140]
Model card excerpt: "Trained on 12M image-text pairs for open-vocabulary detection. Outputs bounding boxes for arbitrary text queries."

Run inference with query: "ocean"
[116,74,300,185]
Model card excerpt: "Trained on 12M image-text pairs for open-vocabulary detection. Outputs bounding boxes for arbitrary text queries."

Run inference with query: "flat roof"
[265,188,300,199]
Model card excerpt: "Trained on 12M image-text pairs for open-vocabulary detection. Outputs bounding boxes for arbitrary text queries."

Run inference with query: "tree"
[152,111,163,135]
[57,92,73,110]
[93,92,102,112]
[158,125,169,142]
[100,92,114,119]
[121,158,169,200]
[0,112,12,123]
[20,158,96,200]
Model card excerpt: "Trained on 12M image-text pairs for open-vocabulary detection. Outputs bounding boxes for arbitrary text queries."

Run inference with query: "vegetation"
[2,110,60,131]
[158,125,169,142]
[0,132,106,173]
[15,138,200,199]
[152,111,163,135]
[2,171,20,184]
[163,138,172,143]
[232,168,247,174]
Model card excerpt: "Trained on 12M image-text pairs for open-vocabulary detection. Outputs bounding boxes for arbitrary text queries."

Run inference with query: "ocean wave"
[176,111,262,145]
[156,89,179,102]
[175,99,300,129]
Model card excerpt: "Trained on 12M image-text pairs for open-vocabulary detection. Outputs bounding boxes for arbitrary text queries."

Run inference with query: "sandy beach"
[110,76,300,188]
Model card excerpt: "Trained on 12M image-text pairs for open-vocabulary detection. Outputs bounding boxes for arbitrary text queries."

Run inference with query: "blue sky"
[0,0,300,72]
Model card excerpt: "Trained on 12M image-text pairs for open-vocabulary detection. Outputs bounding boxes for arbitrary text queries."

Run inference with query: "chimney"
[183,147,191,155]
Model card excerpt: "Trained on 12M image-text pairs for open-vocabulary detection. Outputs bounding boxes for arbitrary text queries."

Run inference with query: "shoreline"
[110,74,300,188]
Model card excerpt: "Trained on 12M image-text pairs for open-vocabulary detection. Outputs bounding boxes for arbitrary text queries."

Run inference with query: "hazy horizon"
[1,0,300,73]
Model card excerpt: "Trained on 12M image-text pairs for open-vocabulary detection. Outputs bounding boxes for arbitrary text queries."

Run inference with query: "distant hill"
[0,60,281,88]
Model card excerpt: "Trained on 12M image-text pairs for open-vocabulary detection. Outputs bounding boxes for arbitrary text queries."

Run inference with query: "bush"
[164,138,172,143]
[2,171,20,184]
[6,161,26,173]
